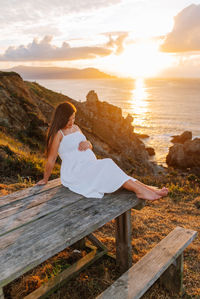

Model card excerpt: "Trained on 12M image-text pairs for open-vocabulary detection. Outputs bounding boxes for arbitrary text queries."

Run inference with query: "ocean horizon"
[31,77,200,166]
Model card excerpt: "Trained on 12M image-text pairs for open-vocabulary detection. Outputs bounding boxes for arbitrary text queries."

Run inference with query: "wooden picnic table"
[0,178,144,298]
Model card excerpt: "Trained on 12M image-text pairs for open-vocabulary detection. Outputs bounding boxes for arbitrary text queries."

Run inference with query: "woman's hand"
[78,141,92,151]
[37,179,48,185]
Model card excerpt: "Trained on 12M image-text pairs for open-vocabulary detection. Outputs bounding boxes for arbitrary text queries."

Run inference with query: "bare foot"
[135,188,162,201]
[122,180,165,201]
[134,181,168,197]
[149,186,168,196]
[36,179,48,185]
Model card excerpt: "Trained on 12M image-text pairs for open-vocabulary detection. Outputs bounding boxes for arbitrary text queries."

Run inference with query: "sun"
[115,40,173,78]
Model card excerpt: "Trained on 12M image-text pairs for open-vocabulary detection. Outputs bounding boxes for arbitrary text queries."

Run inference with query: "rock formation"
[77,90,153,174]
[145,147,155,156]
[171,131,192,144]
[166,132,200,169]
[0,71,73,149]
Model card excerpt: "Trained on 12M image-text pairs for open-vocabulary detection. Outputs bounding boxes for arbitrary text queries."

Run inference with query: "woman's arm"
[87,140,92,150]
[37,132,62,185]
[78,140,92,151]
[75,124,93,151]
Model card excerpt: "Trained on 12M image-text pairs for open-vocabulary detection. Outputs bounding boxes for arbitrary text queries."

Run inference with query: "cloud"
[22,25,61,37]
[105,32,129,55]
[159,54,200,78]
[161,4,200,53]
[0,0,122,25]
[0,36,113,61]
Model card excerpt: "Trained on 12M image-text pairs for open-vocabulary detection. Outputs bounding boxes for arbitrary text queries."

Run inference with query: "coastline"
[33,77,200,166]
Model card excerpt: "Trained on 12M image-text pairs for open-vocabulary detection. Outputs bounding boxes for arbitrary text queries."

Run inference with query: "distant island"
[2,65,117,80]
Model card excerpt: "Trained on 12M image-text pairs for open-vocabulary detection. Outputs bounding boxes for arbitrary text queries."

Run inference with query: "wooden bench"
[0,178,144,299]
[97,226,197,299]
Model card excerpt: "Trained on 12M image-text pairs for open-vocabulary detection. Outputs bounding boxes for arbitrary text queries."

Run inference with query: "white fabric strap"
[60,129,64,137]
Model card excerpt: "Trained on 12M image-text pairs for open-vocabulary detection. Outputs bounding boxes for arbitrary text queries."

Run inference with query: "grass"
[26,81,73,107]
[0,131,60,195]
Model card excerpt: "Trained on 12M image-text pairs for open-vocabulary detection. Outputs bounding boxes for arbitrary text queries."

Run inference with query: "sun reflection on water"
[130,77,149,129]
[132,78,148,114]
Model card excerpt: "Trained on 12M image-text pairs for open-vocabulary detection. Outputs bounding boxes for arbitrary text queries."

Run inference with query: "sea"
[34,78,200,166]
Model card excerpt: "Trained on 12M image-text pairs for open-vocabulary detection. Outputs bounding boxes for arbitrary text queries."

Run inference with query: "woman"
[37,102,168,200]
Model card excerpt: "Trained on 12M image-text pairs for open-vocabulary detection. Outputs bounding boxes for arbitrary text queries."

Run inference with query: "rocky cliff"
[0,71,73,149]
[76,90,153,174]
[0,71,154,181]
[166,131,200,171]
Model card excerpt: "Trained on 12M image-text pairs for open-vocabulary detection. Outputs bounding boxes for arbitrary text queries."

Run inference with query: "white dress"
[58,129,137,198]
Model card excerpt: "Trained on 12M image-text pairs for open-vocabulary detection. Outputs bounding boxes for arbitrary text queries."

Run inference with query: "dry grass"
[0,132,60,192]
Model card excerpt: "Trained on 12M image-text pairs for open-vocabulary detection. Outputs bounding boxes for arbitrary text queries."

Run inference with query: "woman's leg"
[133,180,168,196]
[122,179,162,201]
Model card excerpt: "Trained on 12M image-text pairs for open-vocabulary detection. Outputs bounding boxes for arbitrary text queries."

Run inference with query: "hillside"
[0,71,153,187]
[2,66,117,80]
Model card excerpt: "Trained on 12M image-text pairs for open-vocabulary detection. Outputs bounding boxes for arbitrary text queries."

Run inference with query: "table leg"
[72,237,85,250]
[115,209,132,273]
[160,253,184,295]
[0,288,4,299]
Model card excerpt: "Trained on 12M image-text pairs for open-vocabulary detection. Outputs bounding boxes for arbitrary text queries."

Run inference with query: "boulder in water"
[166,136,200,169]
[146,147,155,156]
[171,131,192,144]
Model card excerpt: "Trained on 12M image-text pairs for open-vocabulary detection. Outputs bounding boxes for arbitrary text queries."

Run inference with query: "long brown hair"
[46,101,77,157]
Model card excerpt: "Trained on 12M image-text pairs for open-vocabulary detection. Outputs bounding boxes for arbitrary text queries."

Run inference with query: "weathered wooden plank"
[115,209,132,273]
[0,185,81,219]
[0,191,135,251]
[24,246,106,299]
[0,188,83,236]
[97,227,197,299]
[0,288,4,299]
[0,190,140,287]
[0,178,61,207]
[160,253,184,295]
[87,234,108,252]
[0,185,64,220]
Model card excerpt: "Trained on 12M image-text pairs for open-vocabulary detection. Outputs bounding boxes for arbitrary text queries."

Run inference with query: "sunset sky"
[1,0,200,78]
